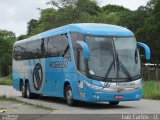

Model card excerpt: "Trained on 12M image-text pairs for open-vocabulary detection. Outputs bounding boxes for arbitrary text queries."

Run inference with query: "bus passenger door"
[43,34,71,97]
[44,57,62,96]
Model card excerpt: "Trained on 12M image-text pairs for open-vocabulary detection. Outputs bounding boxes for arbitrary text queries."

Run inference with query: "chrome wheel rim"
[66,89,72,104]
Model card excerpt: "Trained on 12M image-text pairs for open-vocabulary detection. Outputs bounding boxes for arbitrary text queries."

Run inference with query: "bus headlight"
[83,81,103,90]
[134,84,141,89]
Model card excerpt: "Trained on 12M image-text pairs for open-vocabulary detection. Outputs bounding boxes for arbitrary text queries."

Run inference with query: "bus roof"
[68,23,134,36]
[16,23,134,44]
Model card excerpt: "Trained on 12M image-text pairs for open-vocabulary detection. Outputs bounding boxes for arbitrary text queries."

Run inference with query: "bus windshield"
[85,36,141,82]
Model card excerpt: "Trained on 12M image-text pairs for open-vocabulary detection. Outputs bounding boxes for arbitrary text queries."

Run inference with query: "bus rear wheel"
[109,101,119,106]
[65,85,76,106]
[26,82,35,99]
[22,83,26,98]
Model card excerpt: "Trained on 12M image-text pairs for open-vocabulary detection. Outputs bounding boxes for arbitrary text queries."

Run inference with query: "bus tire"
[26,82,34,99]
[65,85,76,106]
[22,83,26,98]
[109,101,119,106]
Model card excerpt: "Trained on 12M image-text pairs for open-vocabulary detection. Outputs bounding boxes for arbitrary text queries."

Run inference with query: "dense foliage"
[18,0,160,63]
[0,0,160,76]
[0,30,15,76]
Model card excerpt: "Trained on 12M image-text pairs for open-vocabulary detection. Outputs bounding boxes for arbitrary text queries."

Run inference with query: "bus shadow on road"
[37,96,135,109]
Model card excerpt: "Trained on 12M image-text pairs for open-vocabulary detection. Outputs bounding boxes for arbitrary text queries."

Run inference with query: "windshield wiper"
[103,61,114,81]
[116,53,132,79]
[103,53,116,81]
[104,49,132,82]
[104,38,132,82]
[103,38,116,82]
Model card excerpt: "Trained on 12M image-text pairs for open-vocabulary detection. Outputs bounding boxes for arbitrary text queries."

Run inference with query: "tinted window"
[13,34,70,60]
[70,32,84,65]
[13,45,23,60]
[78,50,85,74]
[46,34,70,58]
[46,36,60,57]
[13,42,28,60]
[28,40,42,59]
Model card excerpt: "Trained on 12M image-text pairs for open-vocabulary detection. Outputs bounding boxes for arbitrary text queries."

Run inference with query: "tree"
[95,5,131,24]
[27,0,100,36]
[47,0,78,9]
[17,34,28,40]
[0,30,15,76]
[49,0,99,24]
[136,0,160,63]
[22,0,160,63]
[101,4,130,13]
[39,8,58,31]
[27,19,40,36]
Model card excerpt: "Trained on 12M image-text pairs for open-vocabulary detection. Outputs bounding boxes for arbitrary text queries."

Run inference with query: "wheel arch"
[63,80,73,98]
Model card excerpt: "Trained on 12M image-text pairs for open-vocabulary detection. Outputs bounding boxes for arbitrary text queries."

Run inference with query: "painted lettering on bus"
[49,60,68,68]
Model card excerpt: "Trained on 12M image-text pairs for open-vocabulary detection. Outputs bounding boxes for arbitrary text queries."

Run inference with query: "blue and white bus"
[12,23,150,106]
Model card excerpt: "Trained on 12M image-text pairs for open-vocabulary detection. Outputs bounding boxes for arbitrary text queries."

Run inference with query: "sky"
[0,0,149,37]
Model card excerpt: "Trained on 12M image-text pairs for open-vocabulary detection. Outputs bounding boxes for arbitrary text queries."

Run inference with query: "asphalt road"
[0,85,160,114]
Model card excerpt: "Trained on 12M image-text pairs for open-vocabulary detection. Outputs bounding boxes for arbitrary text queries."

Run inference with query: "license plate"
[114,95,123,99]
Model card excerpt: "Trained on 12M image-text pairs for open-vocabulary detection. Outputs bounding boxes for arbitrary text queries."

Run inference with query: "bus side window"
[41,38,45,57]
[77,49,85,74]
[13,46,22,60]
[13,43,28,60]
[58,34,71,60]
[46,34,71,59]
[70,32,84,66]
[28,40,41,59]
[46,37,59,57]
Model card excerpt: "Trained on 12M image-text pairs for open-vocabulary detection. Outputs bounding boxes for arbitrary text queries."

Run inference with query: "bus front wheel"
[65,85,76,106]
[109,101,119,106]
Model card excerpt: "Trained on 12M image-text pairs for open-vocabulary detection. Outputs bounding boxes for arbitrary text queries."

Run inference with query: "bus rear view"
[12,23,150,106]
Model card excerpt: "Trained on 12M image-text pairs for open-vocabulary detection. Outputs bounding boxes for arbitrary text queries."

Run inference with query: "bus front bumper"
[78,87,142,102]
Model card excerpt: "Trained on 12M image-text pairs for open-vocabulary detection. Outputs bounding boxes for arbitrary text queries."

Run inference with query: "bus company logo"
[116,82,136,88]
[33,63,43,91]
[49,60,68,68]
[104,82,111,88]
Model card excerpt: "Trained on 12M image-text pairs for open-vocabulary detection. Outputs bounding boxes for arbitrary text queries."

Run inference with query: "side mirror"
[76,41,89,60]
[137,42,151,60]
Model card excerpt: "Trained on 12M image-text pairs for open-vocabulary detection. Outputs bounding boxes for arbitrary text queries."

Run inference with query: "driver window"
[78,50,85,74]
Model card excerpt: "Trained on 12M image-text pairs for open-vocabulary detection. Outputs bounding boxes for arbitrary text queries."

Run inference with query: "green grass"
[0,75,12,85]
[22,102,54,111]
[142,80,160,100]
[0,95,16,101]
[0,107,6,110]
